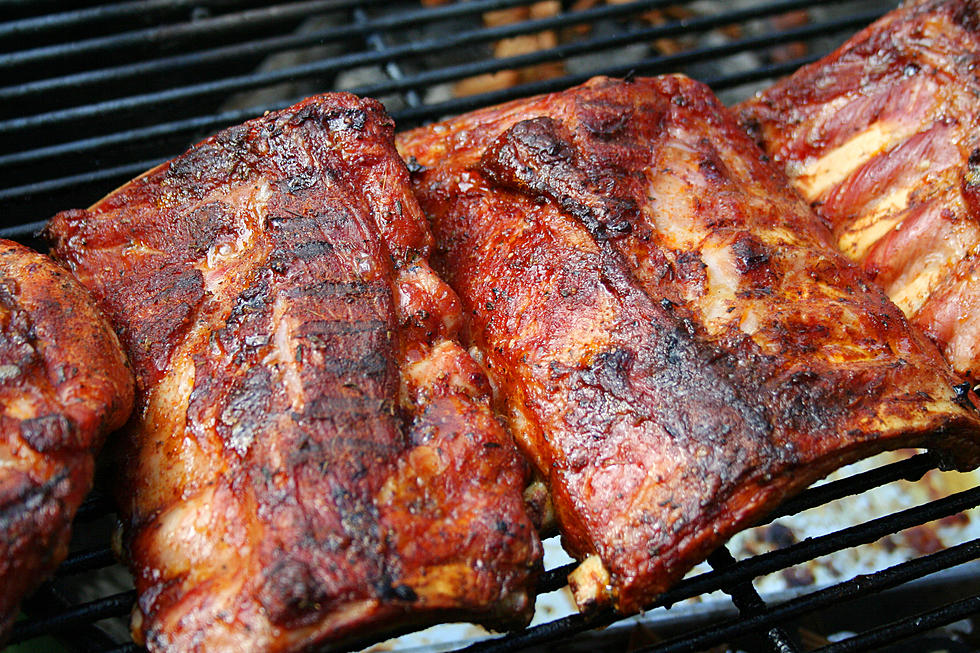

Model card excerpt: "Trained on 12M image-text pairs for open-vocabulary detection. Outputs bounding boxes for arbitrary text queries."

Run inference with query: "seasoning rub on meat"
[0,239,133,640]
[47,93,541,652]
[397,75,980,615]
[738,0,980,380]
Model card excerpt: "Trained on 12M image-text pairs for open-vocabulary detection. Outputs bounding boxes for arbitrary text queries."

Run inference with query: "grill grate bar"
[706,546,800,653]
[0,0,375,71]
[0,0,253,42]
[0,0,543,104]
[0,158,168,203]
[0,220,47,242]
[471,485,980,652]
[390,11,878,124]
[353,6,422,108]
[0,0,864,135]
[640,538,980,653]
[18,584,121,652]
[8,591,137,645]
[813,594,980,652]
[55,548,119,577]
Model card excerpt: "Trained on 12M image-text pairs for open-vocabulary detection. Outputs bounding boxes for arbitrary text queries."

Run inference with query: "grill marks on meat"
[737,0,980,380]
[397,75,980,614]
[47,94,540,652]
[0,239,133,639]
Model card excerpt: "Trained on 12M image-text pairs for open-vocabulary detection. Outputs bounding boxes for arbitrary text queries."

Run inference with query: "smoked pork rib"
[0,239,133,639]
[737,0,980,380]
[397,75,980,615]
[46,93,541,652]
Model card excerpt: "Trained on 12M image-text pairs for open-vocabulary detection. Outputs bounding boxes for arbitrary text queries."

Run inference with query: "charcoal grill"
[2,1,980,651]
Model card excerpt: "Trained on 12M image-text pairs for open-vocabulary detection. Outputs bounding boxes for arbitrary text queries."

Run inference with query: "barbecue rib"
[46,93,541,652]
[0,239,133,639]
[397,75,980,614]
[737,0,980,380]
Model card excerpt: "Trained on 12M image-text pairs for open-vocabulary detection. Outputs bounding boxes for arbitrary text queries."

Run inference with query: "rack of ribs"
[0,239,133,640]
[397,74,980,615]
[737,0,980,381]
[46,93,541,652]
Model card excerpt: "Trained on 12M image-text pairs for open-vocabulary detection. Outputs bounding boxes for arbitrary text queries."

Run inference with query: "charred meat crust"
[47,93,540,652]
[397,74,980,615]
[0,239,134,640]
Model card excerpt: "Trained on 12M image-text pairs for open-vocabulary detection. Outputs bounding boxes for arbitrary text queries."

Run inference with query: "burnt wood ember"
[397,74,980,616]
[0,239,133,641]
[45,93,541,652]
[737,0,980,381]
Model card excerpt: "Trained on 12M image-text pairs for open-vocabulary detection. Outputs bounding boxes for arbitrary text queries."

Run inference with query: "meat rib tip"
[46,93,542,653]
[397,74,980,615]
[0,239,134,642]
[737,0,980,382]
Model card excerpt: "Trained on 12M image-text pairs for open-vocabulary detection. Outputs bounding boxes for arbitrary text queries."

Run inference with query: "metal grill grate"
[3,1,980,652]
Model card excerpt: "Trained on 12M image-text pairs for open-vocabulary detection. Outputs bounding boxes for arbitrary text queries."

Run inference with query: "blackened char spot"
[730,234,771,273]
[953,0,980,32]
[962,148,980,219]
[324,108,367,132]
[576,98,632,139]
[130,267,205,385]
[19,414,76,452]
[285,279,372,299]
[404,156,426,174]
[479,117,635,239]
[217,367,272,456]
[258,557,329,628]
[289,240,335,261]
[375,571,419,602]
[579,349,636,401]
[953,381,977,410]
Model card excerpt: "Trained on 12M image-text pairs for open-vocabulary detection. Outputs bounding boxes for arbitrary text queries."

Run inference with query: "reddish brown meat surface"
[737,0,980,380]
[397,75,980,615]
[46,93,541,652]
[0,239,133,639]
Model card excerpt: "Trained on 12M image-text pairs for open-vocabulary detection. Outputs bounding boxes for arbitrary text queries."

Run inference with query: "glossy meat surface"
[0,239,133,639]
[737,0,980,379]
[47,94,540,652]
[397,75,980,614]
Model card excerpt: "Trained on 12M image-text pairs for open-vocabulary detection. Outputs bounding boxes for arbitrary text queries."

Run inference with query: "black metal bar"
[18,584,121,652]
[0,0,245,42]
[0,0,376,71]
[353,6,422,108]
[7,591,137,644]
[470,486,980,652]
[55,548,118,577]
[0,219,47,241]
[0,158,167,203]
[73,492,117,523]
[390,9,880,124]
[0,0,540,104]
[0,0,869,136]
[762,453,934,524]
[707,547,799,653]
[812,594,980,653]
[637,538,980,653]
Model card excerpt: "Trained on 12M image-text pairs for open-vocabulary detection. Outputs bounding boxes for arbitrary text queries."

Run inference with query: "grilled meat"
[737,0,980,380]
[397,75,980,614]
[0,239,133,639]
[46,93,541,652]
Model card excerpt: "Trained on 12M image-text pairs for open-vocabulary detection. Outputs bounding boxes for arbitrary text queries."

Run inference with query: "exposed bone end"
[568,555,612,612]
[523,478,556,534]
